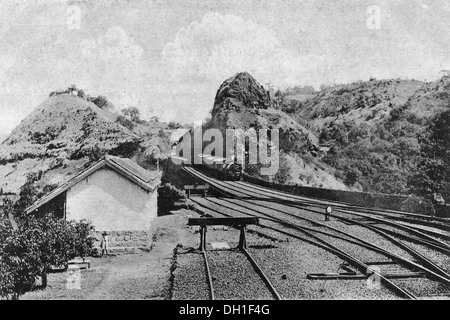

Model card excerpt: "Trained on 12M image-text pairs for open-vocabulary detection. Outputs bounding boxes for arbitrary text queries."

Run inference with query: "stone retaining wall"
[242,173,410,212]
[90,230,153,256]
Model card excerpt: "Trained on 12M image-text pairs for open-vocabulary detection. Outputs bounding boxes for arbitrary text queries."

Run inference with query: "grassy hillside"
[280,76,450,199]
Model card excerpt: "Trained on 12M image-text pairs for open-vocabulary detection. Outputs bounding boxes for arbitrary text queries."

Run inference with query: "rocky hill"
[284,78,424,134]
[4,73,448,206]
[209,72,450,197]
[281,76,450,198]
[210,72,319,153]
[205,72,348,189]
[0,93,172,200]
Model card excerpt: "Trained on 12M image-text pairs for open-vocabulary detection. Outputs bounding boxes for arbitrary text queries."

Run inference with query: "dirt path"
[22,209,198,300]
[85,254,166,300]
[86,210,196,300]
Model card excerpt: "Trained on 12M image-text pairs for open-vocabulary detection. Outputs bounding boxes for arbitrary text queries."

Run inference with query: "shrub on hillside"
[92,95,115,111]
[115,115,135,131]
[168,121,182,129]
[274,155,291,184]
[7,172,44,221]
[157,183,186,215]
[121,107,141,123]
[400,195,435,216]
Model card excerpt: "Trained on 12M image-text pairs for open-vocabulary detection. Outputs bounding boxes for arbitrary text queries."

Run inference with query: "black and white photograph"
[0,0,450,306]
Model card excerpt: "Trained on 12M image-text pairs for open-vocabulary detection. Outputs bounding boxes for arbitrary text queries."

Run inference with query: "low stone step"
[107,246,151,255]
[106,241,150,247]
[90,230,154,256]
[68,258,91,269]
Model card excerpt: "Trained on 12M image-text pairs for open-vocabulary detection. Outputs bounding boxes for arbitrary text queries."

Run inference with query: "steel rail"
[232,178,450,234]
[189,198,417,299]
[183,168,450,284]
[186,167,450,246]
[184,166,450,257]
[208,172,450,245]
[329,212,450,281]
[199,234,280,300]
[240,247,282,300]
[236,179,450,224]
[207,196,450,284]
[191,199,280,301]
[202,249,215,300]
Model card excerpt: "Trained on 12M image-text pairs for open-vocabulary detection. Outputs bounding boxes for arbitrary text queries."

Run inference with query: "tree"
[20,215,75,288]
[344,168,361,186]
[116,115,135,131]
[274,155,291,184]
[87,144,106,162]
[121,107,141,123]
[168,121,181,130]
[440,70,450,79]
[77,89,86,99]
[93,95,107,108]
[0,219,41,300]
[0,215,95,299]
[157,184,186,215]
[9,172,44,222]
[93,96,115,111]
[409,109,450,200]
[67,219,95,262]
[0,174,95,299]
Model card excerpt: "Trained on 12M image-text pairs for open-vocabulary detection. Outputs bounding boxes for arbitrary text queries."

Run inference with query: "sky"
[1,0,450,138]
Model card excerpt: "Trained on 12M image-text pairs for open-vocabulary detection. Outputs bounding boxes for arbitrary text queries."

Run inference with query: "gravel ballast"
[207,249,274,300]
[184,198,404,299]
[181,171,450,299]
[172,249,210,300]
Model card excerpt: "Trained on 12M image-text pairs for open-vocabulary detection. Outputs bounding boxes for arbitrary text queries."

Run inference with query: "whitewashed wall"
[66,168,157,231]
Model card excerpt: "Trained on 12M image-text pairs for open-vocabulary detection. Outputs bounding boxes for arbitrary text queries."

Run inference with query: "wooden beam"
[188,217,259,227]
[307,272,426,280]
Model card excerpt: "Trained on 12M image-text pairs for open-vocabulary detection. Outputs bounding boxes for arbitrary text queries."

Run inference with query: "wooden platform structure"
[188,217,259,250]
[184,184,210,198]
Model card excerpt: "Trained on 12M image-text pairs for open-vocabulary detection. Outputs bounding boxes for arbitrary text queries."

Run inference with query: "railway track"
[233,180,450,235]
[234,180,450,233]
[190,168,450,230]
[182,166,450,299]
[230,182,450,249]
[235,176,450,224]
[184,167,450,245]
[189,198,419,299]
[198,168,450,243]
[198,231,282,300]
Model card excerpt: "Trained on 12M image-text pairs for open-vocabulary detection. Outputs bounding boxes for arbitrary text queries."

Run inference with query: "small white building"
[26,155,161,232]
